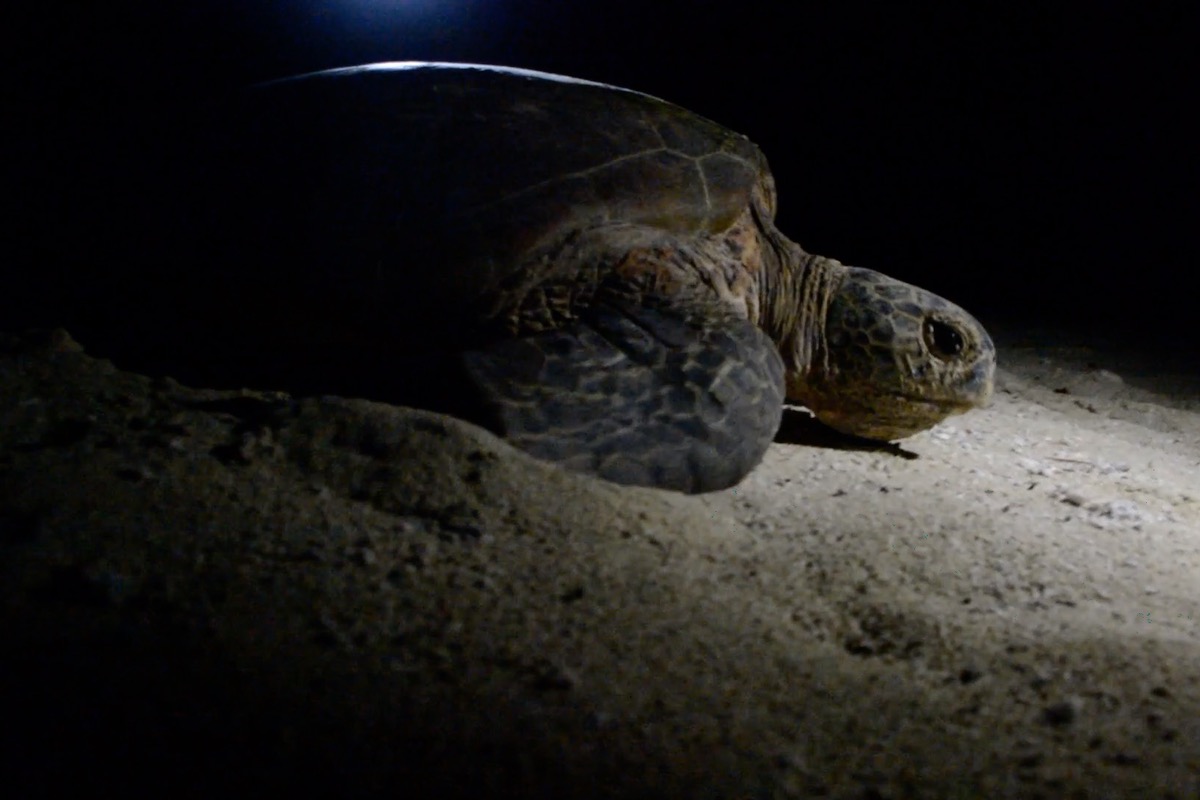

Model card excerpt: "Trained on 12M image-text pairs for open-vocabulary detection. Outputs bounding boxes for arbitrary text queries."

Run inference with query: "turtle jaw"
[786,369,984,440]
[803,394,983,442]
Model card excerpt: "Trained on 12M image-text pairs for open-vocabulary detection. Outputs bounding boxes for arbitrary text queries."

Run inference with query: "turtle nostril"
[923,318,965,360]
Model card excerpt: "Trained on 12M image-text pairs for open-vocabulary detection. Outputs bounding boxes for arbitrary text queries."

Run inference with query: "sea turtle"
[154,62,995,493]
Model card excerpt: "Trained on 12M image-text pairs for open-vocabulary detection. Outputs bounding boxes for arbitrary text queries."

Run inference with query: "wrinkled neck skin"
[757,225,842,401]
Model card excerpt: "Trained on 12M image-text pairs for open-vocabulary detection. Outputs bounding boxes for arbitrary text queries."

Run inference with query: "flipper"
[460,301,785,493]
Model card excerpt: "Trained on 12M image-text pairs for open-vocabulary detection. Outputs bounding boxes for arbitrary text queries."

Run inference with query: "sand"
[2,326,1197,798]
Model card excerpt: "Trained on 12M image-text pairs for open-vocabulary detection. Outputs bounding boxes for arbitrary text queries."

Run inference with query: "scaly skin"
[755,205,995,440]
[504,195,995,449]
[790,257,994,440]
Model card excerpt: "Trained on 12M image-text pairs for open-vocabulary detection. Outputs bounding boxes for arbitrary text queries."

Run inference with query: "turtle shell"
[200,63,775,342]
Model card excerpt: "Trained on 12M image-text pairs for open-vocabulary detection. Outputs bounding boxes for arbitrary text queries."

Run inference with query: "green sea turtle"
[170,61,994,493]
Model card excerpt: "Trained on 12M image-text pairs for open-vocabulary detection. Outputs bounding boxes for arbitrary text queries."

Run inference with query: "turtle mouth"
[810,396,973,442]
[896,395,976,413]
[856,395,978,440]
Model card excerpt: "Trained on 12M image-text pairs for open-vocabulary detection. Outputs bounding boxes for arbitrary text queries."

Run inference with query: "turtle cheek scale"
[793,268,996,441]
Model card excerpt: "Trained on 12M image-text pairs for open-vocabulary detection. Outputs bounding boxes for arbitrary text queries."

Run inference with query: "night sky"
[10,2,1199,354]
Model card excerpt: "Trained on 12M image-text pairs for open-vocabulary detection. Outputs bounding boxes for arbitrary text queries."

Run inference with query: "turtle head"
[788,265,995,441]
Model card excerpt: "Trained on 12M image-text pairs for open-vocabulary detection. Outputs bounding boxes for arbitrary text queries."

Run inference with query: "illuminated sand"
[2,328,1197,797]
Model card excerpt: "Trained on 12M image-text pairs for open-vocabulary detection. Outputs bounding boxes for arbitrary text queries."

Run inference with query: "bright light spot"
[288,0,500,59]
[338,0,471,15]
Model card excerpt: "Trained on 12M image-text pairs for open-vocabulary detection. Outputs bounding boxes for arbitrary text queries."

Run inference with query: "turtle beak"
[962,359,995,407]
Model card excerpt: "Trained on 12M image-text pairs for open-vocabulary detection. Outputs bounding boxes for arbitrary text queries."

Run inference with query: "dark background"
[7,1,1198,356]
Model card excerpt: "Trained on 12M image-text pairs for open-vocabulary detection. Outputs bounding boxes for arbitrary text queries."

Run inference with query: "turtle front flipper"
[460,302,785,493]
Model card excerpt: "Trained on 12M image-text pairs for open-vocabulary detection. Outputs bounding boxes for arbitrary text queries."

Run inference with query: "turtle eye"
[923,318,965,360]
